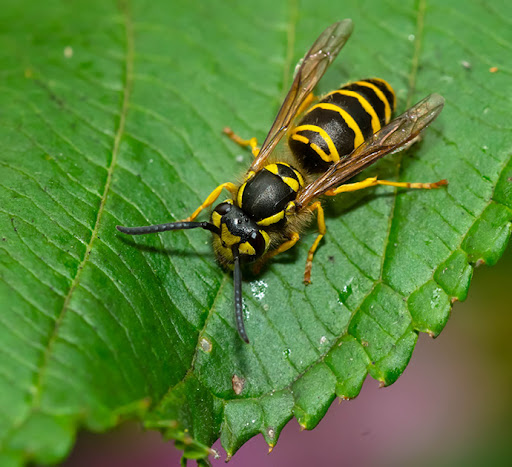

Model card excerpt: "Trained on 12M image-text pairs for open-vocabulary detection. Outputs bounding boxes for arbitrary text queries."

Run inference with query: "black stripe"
[289,131,332,172]
[305,107,356,158]
[323,93,374,141]
[276,163,300,184]
[290,105,357,172]
[364,78,395,113]
[342,82,387,126]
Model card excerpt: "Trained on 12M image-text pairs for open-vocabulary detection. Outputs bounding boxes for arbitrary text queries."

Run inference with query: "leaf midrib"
[28,0,134,409]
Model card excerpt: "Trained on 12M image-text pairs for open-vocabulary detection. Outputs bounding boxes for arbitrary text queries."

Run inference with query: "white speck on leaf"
[200,337,212,353]
[250,280,268,300]
[64,46,73,58]
[430,287,442,308]
[440,75,453,83]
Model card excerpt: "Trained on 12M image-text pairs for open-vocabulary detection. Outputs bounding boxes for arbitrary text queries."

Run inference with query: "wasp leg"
[325,177,447,196]
[253,232,300,274]
[184,182,238,222]
[304,201,325,285]
[223,127,260,157]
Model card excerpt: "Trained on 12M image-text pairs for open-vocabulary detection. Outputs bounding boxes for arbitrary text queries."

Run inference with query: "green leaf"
[1,0,511,464]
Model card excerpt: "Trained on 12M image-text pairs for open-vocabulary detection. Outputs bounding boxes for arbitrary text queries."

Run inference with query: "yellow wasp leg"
[184,182,238,221]
[253,232,300,274]
[325,177,448,196]
[223,127,260,157]
[304,201,326,285]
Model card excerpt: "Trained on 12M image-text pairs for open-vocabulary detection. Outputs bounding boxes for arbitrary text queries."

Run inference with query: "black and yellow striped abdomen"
[289,78,396,172]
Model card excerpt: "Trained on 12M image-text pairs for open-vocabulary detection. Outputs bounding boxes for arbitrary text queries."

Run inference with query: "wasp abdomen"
[237,162,304,228]
[289,78,396,172]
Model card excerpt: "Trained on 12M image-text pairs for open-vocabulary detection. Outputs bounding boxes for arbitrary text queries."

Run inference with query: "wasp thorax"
[211,201,269,263]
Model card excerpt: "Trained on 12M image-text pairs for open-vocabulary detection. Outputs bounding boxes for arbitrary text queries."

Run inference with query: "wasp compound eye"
[250,230,267,258]
[214,201,233,216]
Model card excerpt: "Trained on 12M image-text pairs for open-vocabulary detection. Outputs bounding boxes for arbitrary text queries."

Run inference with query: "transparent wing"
[295,93,445,207]
[249,19,353,172]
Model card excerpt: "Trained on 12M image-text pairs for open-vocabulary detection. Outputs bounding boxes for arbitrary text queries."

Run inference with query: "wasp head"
[211,200,269,265]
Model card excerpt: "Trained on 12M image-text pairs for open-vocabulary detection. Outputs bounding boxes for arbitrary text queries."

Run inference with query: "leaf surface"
[0,0,511,464]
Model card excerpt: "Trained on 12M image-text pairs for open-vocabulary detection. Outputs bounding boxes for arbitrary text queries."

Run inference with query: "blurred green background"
[61,243,512,465]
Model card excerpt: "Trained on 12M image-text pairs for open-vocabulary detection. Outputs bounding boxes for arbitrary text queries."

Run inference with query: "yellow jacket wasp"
[117,19,446,343]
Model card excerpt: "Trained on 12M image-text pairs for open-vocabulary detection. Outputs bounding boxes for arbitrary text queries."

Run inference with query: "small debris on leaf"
[232,374,245,395]
[199,337,212,353]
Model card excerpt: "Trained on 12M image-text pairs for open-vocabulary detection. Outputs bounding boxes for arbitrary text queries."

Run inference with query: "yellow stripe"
[257,210,285,226]
[262,161,302,192]
[237,183,246,207]
[311,142,331,162]
[291,133,309,145]
[354,80,392,123]
[310,103,365,149]
[221,224,241,246]
[261,230,270,252]
[282,176,299,192]
[265,163,279,175]
[211,211,221,228]
[291,124,340,162]
[326,90,381,133]
[292,168,305,188]
[369,78,396,110]
[239,241,256,256]
[244,170,255,182]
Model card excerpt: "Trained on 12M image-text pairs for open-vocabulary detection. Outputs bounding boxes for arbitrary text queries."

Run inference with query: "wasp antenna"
[232,246,249,344]
[116,221,220,236]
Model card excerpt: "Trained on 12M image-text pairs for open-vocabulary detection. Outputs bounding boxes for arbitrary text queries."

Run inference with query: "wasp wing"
[249,19,353,172]
[295,93,445,207]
